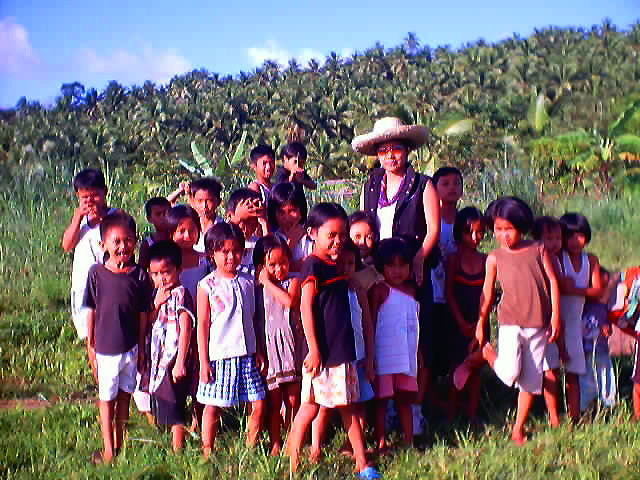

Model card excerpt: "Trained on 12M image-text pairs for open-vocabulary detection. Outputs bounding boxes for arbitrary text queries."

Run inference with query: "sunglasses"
[376,145,406,156]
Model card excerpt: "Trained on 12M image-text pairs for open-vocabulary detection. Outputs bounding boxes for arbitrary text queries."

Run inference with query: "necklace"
[378,173,407,208]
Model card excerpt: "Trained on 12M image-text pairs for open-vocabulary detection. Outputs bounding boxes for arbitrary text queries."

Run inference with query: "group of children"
[62,143,640,476]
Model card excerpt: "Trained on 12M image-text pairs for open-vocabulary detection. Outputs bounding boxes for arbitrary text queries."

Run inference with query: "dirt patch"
[0,397,51,410]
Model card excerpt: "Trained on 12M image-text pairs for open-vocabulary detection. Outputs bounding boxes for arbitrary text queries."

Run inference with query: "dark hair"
[349,210,379,243]
[432,166,463,188]
[249,144,275,165]
[148,240,182,269]
[144,196,171,219]
[453,206,484,243]
[204,222,245,253]
[280,142,307,161]
[484,196,533,234]
[253,234,291,267]
[374,237,413,273]
[166,205,201,236]
[339,238,363,271]
[190,177,222,200]
[99,210,137,240]
[560,212,592,244]
[226,188,262,214]
[531,216,562,241]
[267,182,308,229]
[73,168,106,191]
[306,202,348,230]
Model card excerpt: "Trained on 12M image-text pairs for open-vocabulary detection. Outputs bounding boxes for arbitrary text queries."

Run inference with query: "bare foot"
[511,431,527,446]
[309,447,322,464]
[270,443,281,456]
[90,450,112,465]
[202,446,212,460]
[290,451,300,473]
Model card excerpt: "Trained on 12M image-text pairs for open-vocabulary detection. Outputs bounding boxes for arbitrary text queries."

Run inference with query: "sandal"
[356,466,381,479]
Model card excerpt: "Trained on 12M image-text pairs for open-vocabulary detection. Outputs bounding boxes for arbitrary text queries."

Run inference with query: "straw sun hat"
[351,117,428,156]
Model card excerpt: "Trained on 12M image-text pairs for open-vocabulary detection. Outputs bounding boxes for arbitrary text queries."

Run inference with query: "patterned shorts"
[196,355,266,407]
[301,362,359,408]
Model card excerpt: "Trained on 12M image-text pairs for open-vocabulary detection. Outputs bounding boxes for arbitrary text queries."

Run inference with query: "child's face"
[148,205,169,232]
[100,225,136,266]
[309,217,347,261]
[212,239,243,276]
[461,220,485,249]
[376,141,408,175]
[76,187,107,218]
[192,189,220,221]
[541,225,562,255]
[276,202,302,231]
[172,218,199,250]
[493,217,522,250]
[149,258,180,290]
[264,247,290,282]
[435,173,463,205]
[349,221,375,258]
[252,154,275,181]
[337,250,357,278]
[283,154,304,172]
[565,232,587,256]
[383,256,410,287]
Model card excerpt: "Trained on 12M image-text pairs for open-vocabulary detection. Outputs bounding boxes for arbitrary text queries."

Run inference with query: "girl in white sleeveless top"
[559,213,603,422]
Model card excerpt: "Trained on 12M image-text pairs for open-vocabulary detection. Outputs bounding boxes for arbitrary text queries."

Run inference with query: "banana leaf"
[229,131,248,166]
[527,94,550,134]
[190,141,213,175]
[615,134,640,155]
[609,99,640,138]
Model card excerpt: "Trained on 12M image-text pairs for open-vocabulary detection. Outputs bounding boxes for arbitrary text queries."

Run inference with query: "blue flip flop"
[357,466,381,479]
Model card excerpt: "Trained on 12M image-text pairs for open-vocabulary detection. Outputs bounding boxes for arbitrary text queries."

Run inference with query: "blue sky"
[0,1,637,108]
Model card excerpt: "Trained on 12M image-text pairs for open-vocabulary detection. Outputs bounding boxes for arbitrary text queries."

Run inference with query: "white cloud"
[76,45,191,85]
[0,17,41,76]
[247,40,324,68]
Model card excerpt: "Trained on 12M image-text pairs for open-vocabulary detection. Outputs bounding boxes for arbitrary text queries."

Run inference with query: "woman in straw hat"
[352,117,440,435]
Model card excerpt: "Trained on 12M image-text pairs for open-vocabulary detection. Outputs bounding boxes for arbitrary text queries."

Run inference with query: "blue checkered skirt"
[196,355,266,407]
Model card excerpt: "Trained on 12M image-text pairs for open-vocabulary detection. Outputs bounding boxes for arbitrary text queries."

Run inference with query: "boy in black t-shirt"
[275,142,317,193]
[84,211,152,464]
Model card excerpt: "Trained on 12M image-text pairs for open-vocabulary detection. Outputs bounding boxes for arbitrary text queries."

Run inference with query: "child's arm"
[197,286,212,383]
[258,269,298,308]
[414,179,440,287]
[367,281,390,335]
[445,253,474,338]
[61,206,88,252]
[300,280,321,376]
[542,248,561,343]
[475,254,497,346]
[296,170,317,190]
[137,312,148,372]
[172,310,192,382]
[355,287,376,382]
[86,308,97,381]
[569,254,604,299]
[167,181,191,205]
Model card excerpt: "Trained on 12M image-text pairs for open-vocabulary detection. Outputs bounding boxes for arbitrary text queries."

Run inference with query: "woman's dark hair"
[531,216,562,241]
[280,142,307,161]
[204,222,245,253]
[268,182,308,229]
[374,237,413,273]
[99,210,137,240]
[340,238,363,271]
[166,205,201,236]
[559,212,592,244]
[348,210,379,243]
[249,144,275,165]
[226,188,262,215]
[432,166,463,188]
[148,240,182,269]
[144,196,171,219]
[253,234,292,267]
[73,168,106,191]
[305,202,348,230]
[453,206,484,243]
[484,196,534,234]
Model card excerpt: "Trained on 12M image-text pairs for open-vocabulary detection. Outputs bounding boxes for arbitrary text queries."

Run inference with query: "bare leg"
[171,424,185,452]
[395,392,414,446]
[543,369,560,427]
[247,399,265,447]
[98,399,116,462]
[465,371,482,421]
[373,398,388,451]
[565,372,580,423]
[310,406,331,462]
[338,404,368,472]
[201,405,221,459]
[287,402,319,473]
[267,388,283,455]
[283,382,302,430]
[633,383,640,421]
[113,390,131,454]
[512,391,534,445]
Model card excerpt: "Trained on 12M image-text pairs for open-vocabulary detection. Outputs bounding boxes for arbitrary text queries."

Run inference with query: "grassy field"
[3,165,640,479]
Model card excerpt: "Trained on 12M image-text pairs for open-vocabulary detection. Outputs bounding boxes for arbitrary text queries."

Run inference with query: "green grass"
[3,162,640,478]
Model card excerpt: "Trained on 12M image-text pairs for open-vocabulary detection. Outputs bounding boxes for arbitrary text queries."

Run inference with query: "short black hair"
[348,210,379,243]
[339,238,363,271]
[453,206,484,243]
[204,222,245,253]
[268,182,308,229]
[280,142,307,161]
[249,145,275,165]
[560,212,592,244]
[99,210,137,240]
[148,240,182,269]
[190,177,222,200]
[144,196,171,219]
[253,234,291,267]
[166,205,201,236]
[531,216,562,241]
[484,196,533,234]
[374,237,413,273]
[306,202,348,230]
[226,188,262,214]
[73,168,106,191]
[432,166,463,188]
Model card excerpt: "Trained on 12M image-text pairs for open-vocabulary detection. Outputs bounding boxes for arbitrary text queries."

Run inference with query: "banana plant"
[179,131,248,178]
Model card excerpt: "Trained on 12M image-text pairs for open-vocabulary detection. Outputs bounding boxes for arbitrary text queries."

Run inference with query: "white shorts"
[71,290,89,340]
[96,346,138,401]
[493,325,547,394]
